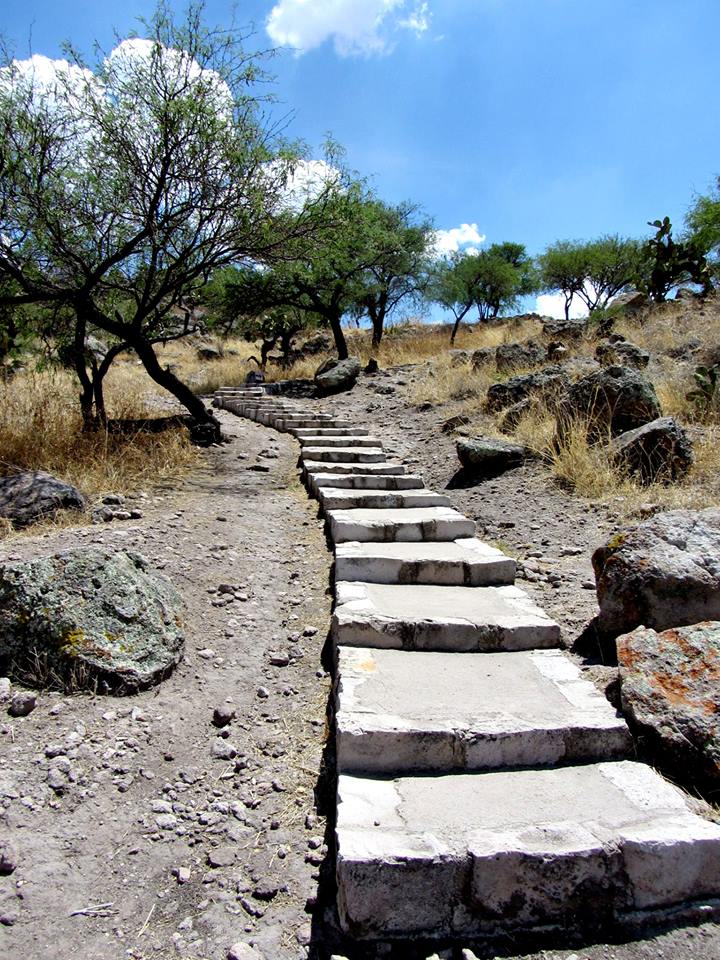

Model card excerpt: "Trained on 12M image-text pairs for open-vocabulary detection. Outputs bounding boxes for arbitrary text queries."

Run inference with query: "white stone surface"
[302,461,407,477]
[335,647,632,773]
[334,538,515,585]
[293,428,370,438]
[318,488,452,512]
[327,506,476,543]
[300,447,387,464]
[276,418,355,431]
[308,473,425,496]
[332,581,560,651]
[336,762,720,938]
[298,436,381,448]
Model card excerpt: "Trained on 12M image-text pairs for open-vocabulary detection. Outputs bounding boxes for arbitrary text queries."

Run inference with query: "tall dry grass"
[0,369,198,500]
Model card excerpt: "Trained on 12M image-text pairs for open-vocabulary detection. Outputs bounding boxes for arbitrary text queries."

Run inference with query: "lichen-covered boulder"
[0,549,184,690]
[314,357,361,396]
[618,621,720,783]
[611,417,694,483]
[486,366,569,411]
[0,472,86,528]
[456,437,529,475]
[592,509,720,636]
[495,340,547,372]
[560,365,661,439]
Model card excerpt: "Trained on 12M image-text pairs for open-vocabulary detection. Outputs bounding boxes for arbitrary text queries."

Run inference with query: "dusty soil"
[2,380,720,960]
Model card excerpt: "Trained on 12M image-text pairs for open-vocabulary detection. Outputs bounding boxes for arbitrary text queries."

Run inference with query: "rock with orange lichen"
[618,621,720,783]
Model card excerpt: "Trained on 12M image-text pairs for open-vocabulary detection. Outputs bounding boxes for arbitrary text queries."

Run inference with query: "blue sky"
[3,0,720,315]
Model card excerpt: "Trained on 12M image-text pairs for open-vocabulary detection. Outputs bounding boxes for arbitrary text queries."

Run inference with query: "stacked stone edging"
[215,386,720,944]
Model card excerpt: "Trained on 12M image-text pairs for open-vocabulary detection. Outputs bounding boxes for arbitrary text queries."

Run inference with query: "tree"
[0,4,335,437]
[686,178,720,283]
[428,242,536,342]
[537,242,588,321]
[537,237,642,317]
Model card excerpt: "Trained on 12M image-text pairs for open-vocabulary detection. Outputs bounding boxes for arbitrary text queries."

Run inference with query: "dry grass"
[0,369,198,500]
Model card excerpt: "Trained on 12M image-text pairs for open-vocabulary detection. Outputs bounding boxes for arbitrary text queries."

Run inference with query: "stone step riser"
[293,428,371,438]
[298,436,381,449]
[318,490,453,512]
[307,474,425,496]
[302,462,407,478]
[327,507,475,543]
[301,448,387,464]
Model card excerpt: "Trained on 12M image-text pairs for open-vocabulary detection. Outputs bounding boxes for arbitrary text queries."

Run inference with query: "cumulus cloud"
[266,158,342,213]
[535,292,589,320]
[266,0,431,56]
[432,223,486,258]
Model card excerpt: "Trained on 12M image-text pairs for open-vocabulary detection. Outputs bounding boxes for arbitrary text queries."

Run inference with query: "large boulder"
[495,340,547,372]
[471,347,496,370]
[611,290,648,314]
[314,357,361,396]
[486,366,569,412]
[0,549,185,690]
[611,417,694,484]
[618,621,720,784]
[0,472,86,528]
[560,366,661,439]
[540,316,588,340]
[595,338,650,370]
[592,509,720,636]
[456,437,529,475]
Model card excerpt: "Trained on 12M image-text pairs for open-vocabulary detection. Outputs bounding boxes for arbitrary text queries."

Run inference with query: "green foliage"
[636,217,713,302]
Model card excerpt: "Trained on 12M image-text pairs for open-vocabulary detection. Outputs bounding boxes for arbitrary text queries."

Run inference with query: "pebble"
[0,838,19,875]
[213,705,236,727]
[8,692,37,718]
[256,687,270,699]
[227,941,265,959]
[207,845,236,868]
[212,740,237,760]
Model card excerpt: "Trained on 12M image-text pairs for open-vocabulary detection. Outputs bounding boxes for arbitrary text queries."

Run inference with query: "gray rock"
[448,349,472,366]
[560,365,661,439]
[593,508,720,635]
[495,340,547,372]
[300,332,332,355]
[0,678,10,703]
[618,621,720,783]
[596,339,650,369]
[470,347,496,370]
[0,839,18,874]
[315,357,361,396]
[197,344,222,360]
[540,316,588,339]
[7,691,36,717]
[227,943,265,960]
[456,437,529,475]
[612,417,693,483]
[207,845,236,868]
[486,366,569,411]
[499,398,532,433]
[245,370,265,385]
[0,472,86,528]
[0,549,184,690]
[611,290,649,313]
[441,414,471,434]
[213,704,236,727]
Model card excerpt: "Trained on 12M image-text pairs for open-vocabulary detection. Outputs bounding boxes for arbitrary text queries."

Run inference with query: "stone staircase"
[215,386,720,943]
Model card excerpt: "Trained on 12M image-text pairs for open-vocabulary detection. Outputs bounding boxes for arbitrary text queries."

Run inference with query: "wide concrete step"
[298,435,382,448]
[318,488,452,512]
[333,581,560,651]
[293,427,371,438]
[327,506,476,543]
[307,473,425,496]
[334,539,515,586]
[303,461,407,478]
[336,762,720,939]
[300,447,387,464]
[276,418,356,431]
[335,647,632,774]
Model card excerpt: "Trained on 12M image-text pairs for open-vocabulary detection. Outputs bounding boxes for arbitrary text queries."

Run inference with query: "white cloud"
[266,0,430,57]
[432,223,486,258]
[535,292,589,320]
[266,158,342,213]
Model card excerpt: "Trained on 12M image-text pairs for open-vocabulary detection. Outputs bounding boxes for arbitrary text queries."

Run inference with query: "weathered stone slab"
[334,539,515,586]
[0,471,86,528]
[303,461,406,477]
[332,581,560,651]
[327,507,475,543]
[298,435,381,448]
[307,473,424,496]
[336,762,720,938]
[276,418,355,431]
[293,428,370,438]
[300,447,387,464]
[618,621,720,783]
[318,488,452,512]
[336,646,631,774]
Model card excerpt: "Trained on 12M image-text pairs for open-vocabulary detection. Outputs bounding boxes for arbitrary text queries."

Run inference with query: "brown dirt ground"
[2,381,720,960]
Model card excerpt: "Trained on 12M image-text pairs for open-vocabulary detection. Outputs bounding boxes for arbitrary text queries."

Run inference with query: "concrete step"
[276,418,355,431]
[303,461,407,478]
[334,538,516,585]
[326,506,476,543]
[300,447,387,464]
[332,581,560,651]
[335,646,632,774]
[307,473,425,496]
[293,427,370,438]
[318,488,452,512]
[336,761,720,939]
[298,435,381,448]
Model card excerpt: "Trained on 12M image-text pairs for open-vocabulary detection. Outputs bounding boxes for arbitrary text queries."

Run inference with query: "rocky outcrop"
[611,417,694,483]
[456,437,529,475]
[471,347,496,369]
[541,316,588,340]
[592,509,720,635]
[611,290,648,314]
[0,472,86,528]
[618,621,720,783]
[315,357,361,396]
[495,340,547,372]
[560,366,661,439]
[486,366,569,411]
[595,338,650,369]
[0,549,185,690]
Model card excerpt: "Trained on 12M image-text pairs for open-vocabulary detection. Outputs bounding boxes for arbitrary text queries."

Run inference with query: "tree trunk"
[449,305,471,344]
[328,309,348,360]
[131,336,222,443]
